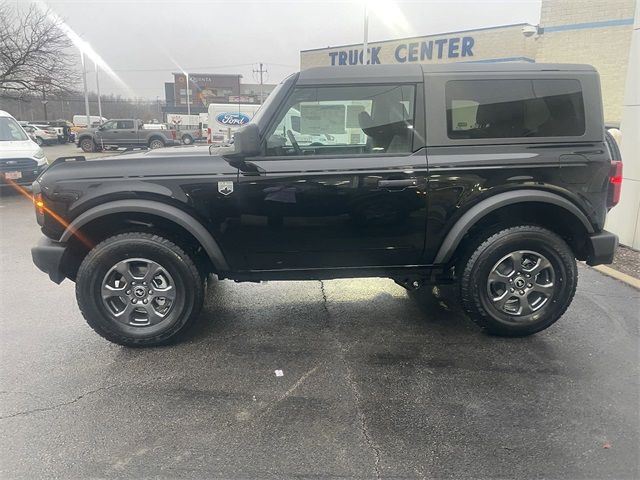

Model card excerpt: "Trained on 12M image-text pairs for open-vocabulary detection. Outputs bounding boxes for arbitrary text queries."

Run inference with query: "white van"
[0,110,48,188]
[207,103,261,144]
[72,115,108,128]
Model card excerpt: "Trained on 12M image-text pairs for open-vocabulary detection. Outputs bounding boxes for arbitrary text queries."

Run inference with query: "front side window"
[446,79,585,139]
[101,120,117,130]
[117,120,134,129]
[265,84,415,156]
[0,117,29,141]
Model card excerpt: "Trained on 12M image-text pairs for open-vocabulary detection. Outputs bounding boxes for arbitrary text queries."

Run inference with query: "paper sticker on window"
[300,104,346,134]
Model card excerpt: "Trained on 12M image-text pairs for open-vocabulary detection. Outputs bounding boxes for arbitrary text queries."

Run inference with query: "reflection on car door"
[218,82,428,271]
[225,154,428,270]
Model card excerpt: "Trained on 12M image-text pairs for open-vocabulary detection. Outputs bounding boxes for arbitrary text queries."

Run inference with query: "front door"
[222,83,428,271]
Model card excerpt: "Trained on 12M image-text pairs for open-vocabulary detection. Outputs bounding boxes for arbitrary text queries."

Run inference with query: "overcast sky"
[40,0,542,99]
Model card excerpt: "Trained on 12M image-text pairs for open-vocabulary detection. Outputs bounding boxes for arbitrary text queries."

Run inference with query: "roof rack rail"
[50,155,87,167]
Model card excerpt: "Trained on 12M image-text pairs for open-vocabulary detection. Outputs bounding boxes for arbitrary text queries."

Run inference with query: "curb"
[592,265,640,290]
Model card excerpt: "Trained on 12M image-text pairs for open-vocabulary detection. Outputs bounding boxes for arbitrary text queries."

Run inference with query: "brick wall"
[537,0,635,123]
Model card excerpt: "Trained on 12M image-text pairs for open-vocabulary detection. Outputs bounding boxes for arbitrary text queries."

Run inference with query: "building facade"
[300,0,635,124]
[163,74,276,115]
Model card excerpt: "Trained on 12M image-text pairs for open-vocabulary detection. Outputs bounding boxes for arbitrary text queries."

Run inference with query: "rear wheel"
[459,225,577,336]
[35,136,43,146]
[76,232,204,347]
[149,138,165,149]
[182,134,193,145]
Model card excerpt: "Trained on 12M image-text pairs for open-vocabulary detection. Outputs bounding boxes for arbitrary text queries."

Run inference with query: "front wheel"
[459,225,577,337]
[80,138,95,152]
[35,137,43,146]
[76,232,204,347]
[182,135,193,145]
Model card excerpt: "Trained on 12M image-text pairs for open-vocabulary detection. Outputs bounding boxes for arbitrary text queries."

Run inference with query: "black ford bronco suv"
[31,64,621,347]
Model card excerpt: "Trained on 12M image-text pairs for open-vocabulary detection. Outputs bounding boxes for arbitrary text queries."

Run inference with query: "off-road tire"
[80,138,95,152]
[149,138,165,149]
[459,225,577,337]
[76,232,204,347]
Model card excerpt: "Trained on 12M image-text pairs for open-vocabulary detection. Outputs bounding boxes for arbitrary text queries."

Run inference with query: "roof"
[297,63,597,84]
[0,110,13,117]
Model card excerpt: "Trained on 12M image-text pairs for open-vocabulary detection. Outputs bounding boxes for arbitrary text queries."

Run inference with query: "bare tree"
[0,1,78,95]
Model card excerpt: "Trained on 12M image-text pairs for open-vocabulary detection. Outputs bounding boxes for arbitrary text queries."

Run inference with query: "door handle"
[378,178,417,188]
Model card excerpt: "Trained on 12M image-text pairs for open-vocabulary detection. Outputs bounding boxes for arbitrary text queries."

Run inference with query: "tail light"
[207,127,212,144]
[607,160,623,208]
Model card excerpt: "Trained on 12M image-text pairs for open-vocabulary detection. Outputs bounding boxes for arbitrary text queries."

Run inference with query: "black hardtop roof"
[297,63,597,84]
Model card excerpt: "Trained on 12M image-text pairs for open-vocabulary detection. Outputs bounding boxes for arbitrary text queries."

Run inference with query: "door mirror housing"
[233,123,260,156]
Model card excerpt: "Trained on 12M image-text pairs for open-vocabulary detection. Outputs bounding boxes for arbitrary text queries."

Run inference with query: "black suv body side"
[30,63,619,346]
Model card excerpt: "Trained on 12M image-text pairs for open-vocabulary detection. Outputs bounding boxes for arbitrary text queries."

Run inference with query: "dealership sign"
[215,112,251,126]
[326,36,475,66]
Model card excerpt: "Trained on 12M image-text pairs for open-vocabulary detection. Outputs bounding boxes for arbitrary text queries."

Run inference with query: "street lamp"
[185,72,191,116]
[95,62,103,123]
[80,50,90,127]
[363,3,369,65]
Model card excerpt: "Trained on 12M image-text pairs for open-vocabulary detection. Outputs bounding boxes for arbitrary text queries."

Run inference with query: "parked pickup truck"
[31,63,620,347]
[76,119,179,152]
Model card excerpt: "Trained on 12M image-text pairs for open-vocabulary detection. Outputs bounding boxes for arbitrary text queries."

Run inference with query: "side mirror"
[233,123,260,156]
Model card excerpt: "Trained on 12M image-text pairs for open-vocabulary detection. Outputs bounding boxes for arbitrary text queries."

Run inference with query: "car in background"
[72,114,108,128]
[76,118,179,152]
[22,124,58,146]
[0,110,48,188]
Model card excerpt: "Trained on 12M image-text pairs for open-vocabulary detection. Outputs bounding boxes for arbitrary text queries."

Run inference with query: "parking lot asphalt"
[1,189,639,479]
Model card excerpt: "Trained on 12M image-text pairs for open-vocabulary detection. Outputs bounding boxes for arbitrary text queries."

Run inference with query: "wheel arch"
[60,199,229,274]
[434,189,594,265]
[148,135,166,146]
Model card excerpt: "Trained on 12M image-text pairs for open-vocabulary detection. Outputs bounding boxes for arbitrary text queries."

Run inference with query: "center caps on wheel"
[514,277,526,289]
[133,286,146,298]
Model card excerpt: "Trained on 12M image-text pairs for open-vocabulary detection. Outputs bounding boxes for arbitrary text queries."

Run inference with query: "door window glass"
[117,120,134,129]
[446,79,585,139]
[101,120,117,130]
[265,84,415,156]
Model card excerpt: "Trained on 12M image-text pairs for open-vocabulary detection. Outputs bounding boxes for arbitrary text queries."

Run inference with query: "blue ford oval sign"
[216,112,251,126]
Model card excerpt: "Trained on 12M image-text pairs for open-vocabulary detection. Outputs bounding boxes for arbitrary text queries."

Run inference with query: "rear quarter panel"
[422,69,610,263]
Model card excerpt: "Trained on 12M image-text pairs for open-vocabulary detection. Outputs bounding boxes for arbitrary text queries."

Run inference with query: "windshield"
[250,78,290,126]
[0,117,29,141]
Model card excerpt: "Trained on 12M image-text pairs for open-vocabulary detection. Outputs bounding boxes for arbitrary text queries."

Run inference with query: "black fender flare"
[433,189,594,264]
[147,135,166,145]
[60,199,229,271]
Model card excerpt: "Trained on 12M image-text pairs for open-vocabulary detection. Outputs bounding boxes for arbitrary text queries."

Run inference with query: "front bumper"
[585,230,618,266]
[31,237,67,283]
[0,164,46,187]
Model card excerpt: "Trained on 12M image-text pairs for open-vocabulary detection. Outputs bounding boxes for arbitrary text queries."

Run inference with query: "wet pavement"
[1,191,638,479]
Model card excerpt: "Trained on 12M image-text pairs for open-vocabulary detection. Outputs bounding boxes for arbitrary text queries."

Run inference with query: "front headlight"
[34,148,48,166]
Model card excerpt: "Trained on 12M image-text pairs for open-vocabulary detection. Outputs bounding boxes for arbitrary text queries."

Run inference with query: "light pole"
[95,62,103,123]
[185,72,191,116]
[363,3,369,65]
[80,50,90,127]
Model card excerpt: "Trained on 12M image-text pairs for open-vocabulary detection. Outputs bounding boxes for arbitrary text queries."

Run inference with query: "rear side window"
[446,79,585,139]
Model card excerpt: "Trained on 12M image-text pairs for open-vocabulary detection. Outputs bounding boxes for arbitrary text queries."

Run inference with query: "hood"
[77,127,98,136]
[0,139,46,163]
[38,148,238,187]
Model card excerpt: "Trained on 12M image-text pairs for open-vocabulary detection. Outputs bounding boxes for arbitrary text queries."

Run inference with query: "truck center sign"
[300,24,537,70]
[327,36,475,66]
